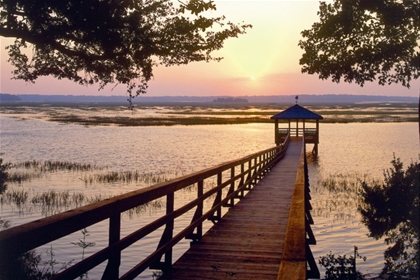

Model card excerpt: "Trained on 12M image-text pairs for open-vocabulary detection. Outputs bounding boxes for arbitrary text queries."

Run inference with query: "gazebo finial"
[295,95,298,104]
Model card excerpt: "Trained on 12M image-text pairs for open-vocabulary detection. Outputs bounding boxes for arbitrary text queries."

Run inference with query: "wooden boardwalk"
[160,139,304,280]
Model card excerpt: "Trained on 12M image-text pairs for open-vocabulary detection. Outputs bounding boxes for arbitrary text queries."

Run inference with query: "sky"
[0,0,418,98]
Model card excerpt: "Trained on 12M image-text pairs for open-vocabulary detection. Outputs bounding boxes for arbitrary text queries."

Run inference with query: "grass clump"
[6,160,108,184]
[8,171,43,183]
[81,171,173,185]
[311,173,364,223]
[0,157,11,193]
[1,189,29,208]
[1,187,165,218]
[14,160,106,172]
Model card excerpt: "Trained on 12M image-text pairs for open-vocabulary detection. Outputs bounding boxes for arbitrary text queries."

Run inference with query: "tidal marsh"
[1,160,193,218]
[1,101,417,126]
[1,186,166,217]
[311,173,365,225]
[13,160,107,172]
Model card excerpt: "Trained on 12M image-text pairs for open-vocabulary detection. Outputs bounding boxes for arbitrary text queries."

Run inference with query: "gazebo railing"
[277,128,317,138]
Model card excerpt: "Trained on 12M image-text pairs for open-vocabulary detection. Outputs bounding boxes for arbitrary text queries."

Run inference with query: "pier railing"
[0,135,290,279]
[277,138,319,280]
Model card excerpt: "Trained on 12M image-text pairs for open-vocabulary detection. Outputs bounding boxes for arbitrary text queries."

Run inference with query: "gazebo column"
[316,120,319,144]
[274,120,279,145]
[314,120,320,155]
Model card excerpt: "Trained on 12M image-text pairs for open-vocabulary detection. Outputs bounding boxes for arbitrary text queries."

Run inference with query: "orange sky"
[0,1,418,97]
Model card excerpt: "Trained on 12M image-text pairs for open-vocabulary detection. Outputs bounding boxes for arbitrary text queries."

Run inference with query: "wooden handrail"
[277,138,307,280]
[277,137,319,280]
[0,135,291,279]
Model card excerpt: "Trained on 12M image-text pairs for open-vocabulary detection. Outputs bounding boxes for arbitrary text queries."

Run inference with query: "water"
[309,123,418,277]
[0,116,418,278]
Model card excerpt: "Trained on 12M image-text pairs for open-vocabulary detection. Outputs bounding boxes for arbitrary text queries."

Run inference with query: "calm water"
[309,123,418,277]
[0,116,418,278]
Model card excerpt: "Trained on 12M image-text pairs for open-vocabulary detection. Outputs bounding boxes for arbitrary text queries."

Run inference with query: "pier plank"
[160,140,303,280]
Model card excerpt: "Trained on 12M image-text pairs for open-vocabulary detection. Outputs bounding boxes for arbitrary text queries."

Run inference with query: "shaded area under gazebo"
[271,104,323,155]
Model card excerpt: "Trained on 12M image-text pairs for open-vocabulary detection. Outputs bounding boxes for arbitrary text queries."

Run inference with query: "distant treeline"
[0,93,417,104]
[213,97,248,103]
[0,94,21,102]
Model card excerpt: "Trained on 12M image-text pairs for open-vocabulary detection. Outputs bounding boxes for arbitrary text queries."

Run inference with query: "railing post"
[231,167,235,203]
[263,153,267,174]
[102,212,121,280]
[239,163,245,197]
[209,173,222,223]
[151,192,174,271]
[196,181,203,238]
[306,244,319,279]
[216,172,222,219]
[164,192,174,267]
[187,180,204,242]
[252,157,257,186]
[245,160,252,190]
[256,156,260,181]
[225,167,235,207]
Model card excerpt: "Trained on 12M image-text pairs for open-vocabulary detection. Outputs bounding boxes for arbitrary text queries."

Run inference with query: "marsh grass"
[47,114,418,126]
[0,218,11,230]
[9,160,185,186]
[1,189,29,208]
[32,191,114,216]
[312,173,365,224]
[125,199,165,218]
[3,102,416,126]
[48,115,273,126]
[13,160,107,172]
[81,171,175,185]
[3,159,195,217]
[0,187,166,217]
[8,171,44,183]
[6,160,108,184]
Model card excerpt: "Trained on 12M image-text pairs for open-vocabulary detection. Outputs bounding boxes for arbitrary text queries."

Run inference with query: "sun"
[250,75,256,81]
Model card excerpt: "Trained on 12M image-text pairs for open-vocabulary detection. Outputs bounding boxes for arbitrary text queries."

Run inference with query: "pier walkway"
[160,139,303,279]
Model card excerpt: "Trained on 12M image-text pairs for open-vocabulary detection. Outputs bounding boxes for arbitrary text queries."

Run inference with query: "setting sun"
[250,76,256,81]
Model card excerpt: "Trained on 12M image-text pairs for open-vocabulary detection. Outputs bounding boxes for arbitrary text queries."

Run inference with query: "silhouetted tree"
[299,0,419,88]
[0,0,251,96]
[319,246,366,280]
[358,157,419,279]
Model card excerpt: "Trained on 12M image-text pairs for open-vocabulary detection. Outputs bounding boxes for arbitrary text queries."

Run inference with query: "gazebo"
[271,104,323,155]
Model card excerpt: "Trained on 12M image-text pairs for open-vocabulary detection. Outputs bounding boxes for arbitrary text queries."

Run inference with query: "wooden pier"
[0,104,323,280]
[160,139,304,279]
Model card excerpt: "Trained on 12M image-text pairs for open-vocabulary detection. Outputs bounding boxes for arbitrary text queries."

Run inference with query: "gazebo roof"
[270,104,323,120]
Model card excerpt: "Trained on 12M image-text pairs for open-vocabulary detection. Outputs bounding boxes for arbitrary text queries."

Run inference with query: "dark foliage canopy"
[358,157,419,278]
[0,0,251,95]
[299,0,420,88]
